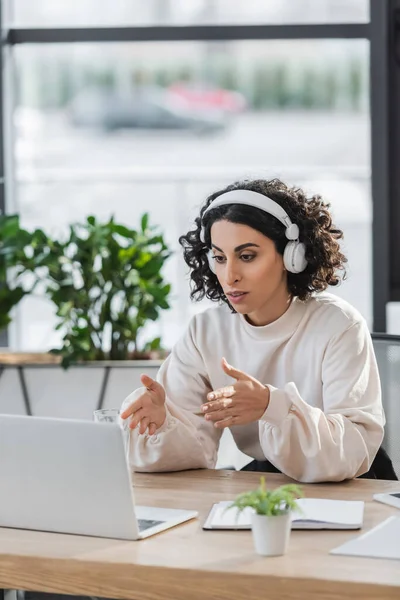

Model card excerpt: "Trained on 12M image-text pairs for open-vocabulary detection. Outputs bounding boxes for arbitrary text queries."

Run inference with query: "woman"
[120,178,388,482]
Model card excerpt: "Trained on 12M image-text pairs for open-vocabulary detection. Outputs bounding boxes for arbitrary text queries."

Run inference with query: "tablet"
[373,492,400,509]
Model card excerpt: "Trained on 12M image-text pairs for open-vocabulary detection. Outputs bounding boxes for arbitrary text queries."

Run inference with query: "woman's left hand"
[202,357,270,428]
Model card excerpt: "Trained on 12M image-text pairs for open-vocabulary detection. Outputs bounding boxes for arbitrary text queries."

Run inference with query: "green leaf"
[30,228,49,247]
[141,213,149,232]
[138,256,164,279]
[227,477,304,517]
[157,298,170,310]
[1,286,26,305]
[0,214,19,239]
[149,337,161,350]
[112,224,134,238]
[125,269,140,287]
[118,247,137,262]
[0,313,11,329]
[77,339,91,351]
[57,301,74,317]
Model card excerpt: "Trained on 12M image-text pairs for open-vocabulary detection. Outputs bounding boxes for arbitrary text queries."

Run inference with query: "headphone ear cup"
[207,250,216,274]
[283,242,307,274]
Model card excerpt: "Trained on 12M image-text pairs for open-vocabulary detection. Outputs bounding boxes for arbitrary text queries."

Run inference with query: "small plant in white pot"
[229,477,303,557]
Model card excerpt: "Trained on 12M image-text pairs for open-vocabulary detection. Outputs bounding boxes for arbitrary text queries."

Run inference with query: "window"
[13,38,371,350]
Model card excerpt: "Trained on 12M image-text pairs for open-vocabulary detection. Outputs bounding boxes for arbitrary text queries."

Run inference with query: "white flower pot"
[251,512,291,557]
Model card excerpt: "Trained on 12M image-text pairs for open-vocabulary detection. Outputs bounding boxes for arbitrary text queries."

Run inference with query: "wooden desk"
[0,470,399,600]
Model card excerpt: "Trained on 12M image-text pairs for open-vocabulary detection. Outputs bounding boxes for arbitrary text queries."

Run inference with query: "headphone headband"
[200,189,300,243]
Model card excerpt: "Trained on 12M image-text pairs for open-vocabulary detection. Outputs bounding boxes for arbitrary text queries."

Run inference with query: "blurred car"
[168,82,247,113]
[68,86,227,133]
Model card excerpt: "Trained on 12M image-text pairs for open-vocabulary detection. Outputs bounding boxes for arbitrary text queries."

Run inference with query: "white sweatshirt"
[120,293,384,483]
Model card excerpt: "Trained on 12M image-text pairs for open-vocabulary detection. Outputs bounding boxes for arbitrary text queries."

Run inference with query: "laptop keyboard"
[137,518,164,532]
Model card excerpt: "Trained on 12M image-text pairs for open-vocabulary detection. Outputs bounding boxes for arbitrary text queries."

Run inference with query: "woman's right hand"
[120,374,167,436]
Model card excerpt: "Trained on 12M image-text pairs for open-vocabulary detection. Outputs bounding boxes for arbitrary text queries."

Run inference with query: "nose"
[224,259,241,286]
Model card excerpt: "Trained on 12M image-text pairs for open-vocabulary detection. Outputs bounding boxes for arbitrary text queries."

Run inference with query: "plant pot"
[251,512,291,557]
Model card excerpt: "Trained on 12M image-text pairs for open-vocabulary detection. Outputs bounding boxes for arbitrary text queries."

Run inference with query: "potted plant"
[0,213,36,334]
[229,477,303,557]
[31,213,171,368]
[0,212,171,418]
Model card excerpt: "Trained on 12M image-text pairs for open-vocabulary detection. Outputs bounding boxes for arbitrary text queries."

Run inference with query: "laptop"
[0,414,198,540]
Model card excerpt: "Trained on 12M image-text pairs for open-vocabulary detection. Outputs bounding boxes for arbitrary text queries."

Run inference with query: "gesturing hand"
[201,357,270,429]
[120,374,167,435]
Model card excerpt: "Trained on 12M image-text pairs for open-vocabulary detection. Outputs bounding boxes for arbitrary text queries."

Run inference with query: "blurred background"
[4,0,394,352]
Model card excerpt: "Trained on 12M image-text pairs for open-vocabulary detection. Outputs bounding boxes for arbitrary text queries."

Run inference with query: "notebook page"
[204,501,253,528]
[294,498,364,526]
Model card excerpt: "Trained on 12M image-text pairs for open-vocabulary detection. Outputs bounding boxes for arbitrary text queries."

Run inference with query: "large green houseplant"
[0,213,171,368]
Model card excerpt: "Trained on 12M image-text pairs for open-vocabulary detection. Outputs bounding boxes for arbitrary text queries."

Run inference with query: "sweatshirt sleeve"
[258,320,385,482]
[120,317,222,472]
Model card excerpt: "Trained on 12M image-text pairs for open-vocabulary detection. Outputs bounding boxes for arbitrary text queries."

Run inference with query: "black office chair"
[372,333,400,479]
[241,447,397,479]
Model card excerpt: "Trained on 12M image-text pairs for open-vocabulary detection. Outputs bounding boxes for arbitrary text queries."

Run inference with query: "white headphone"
[200,189,308,274]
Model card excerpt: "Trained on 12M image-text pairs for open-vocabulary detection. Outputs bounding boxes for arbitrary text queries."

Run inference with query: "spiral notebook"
[203,498,364,530]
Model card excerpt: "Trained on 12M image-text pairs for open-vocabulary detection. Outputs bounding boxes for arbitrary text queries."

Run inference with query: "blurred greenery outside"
[16,55,367,112]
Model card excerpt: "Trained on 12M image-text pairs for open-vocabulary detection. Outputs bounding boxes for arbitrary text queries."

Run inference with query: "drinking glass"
[93,408,120,423]
[93,408,130,459]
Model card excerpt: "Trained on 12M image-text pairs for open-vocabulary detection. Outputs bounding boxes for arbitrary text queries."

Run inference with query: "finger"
[129,407,146,429]
[203,396,234,413]
[215,415,238,429]
[139,417,150,435]
[121,397,144,419]
[205,408,233,422]
[148,422,158,436]
[140,374,163,393]
[207,386,235,401]
[221,357,249,381]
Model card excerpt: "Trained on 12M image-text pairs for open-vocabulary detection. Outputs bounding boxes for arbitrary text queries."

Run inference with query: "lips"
[227,292,248,304]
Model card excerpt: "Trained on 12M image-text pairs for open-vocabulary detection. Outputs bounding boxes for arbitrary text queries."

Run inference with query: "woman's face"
[210,219,289,325]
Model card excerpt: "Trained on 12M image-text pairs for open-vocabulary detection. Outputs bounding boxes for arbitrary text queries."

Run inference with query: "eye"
[212,255,226,264]
[240,254,255,262]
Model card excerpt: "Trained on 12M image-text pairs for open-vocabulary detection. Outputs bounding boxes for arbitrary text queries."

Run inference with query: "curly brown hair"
[178,178,347,304]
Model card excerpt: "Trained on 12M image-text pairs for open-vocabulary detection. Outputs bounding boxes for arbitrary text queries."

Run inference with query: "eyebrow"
[211,243,260,253]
